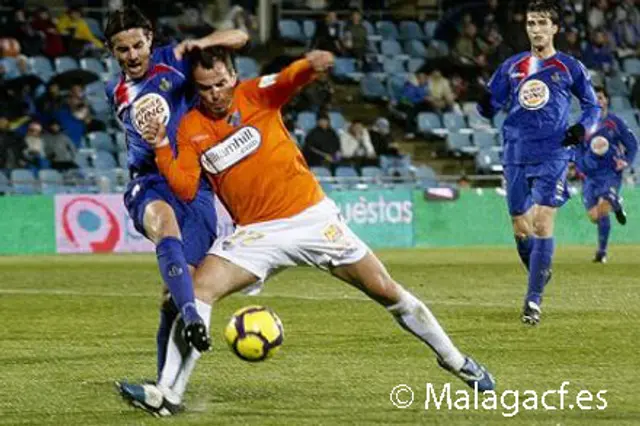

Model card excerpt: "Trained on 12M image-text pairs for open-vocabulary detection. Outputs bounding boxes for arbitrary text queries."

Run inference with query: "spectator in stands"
[612,10,640,59]
[312,11,344,55]
[454,22,487,67]
[36,83,65,125]
[31,7,65,58]
[339,119,377,166]
[485,26,512,70]
[44,119,77,171]
[23,120,48,170]
[0,115,29,170]
[369,117,400,157]
[56,7,104,56]
[294,72,334,112]
[504,9,529,53]
[557,26,583,59]
[588,0,611,31]
[177,5,214,38]
[302,112,341,167]
[4,8,42,56]
[342,10,368,68]
[398,72,432,138]
[427,68,457,113]
[615,0,640,28]
[582,29,615,73]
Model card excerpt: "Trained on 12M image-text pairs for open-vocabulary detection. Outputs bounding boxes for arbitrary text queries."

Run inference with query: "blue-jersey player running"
[103,6,248,379]
[478,0,601,326]
[575,86,638,263]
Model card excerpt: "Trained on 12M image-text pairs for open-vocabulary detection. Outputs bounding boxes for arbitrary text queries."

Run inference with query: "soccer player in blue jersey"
[576,86,638,263]
[477,0,601,325]
[103,5,247,388]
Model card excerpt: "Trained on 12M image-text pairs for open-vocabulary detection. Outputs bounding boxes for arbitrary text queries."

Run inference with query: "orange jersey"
[155,58,325,226]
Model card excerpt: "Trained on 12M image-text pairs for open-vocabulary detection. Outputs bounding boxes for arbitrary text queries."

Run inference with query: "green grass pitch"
[0,246,638,425]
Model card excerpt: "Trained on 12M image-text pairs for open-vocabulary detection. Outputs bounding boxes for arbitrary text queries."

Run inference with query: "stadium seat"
[332,57,363,82]
[361,166,382,180]
[29,56,55,82]
[380,39,404,57]
[328,111,346,130]
[382,57,406,74]
[105,57,121,76]
[80,57,106,75]
[296,111,317,133]
[118,151,128,168]
[335,166,359,179]
[473,131,497,151]
[399,20,426,41]
[493,111,507,129]
[467,110,493,130]
[442,112,467,131]
[235,56,259,81]
[376,21,399,40]
[605,74,630,97]
[407,57,425,73]
[10,169,38,194]
[75,151,93,169]
[39,169,66,194]
[311,166,331,179]
[94,151,117,169]
[114,132,127,151]
[54,56,78,73]
[360,74,387,101]
[0,171,10,194]
[380,154,411,174]
[386,74,407,102]
[423,21,438,40]
[447,133,475,155]
[278,19,305,44]
[85,17,104,39]
[610,96,632,112]
[405,39,428,58]
[414,165,438,188]
[475,148,503,173]
[426,39,449,58]
[417,112,443,134]
[617,110,638,127]
[1,57,20,78]
[623,58,640,75]
[85,80,106,96]
[87,131,116,153]
[302,19,316,40]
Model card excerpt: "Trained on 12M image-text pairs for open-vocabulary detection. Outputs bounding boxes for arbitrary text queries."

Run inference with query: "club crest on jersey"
[518,79,550,110]
[551,72,560,82]
[130,93,170,134]
[159,78,172,92]
[200,126,261,174]
[590,135,610,156]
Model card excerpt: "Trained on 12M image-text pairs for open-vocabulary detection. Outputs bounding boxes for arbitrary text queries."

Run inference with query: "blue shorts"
[582,175,622,210]
[504,160,571,216]
[124,174,217,267]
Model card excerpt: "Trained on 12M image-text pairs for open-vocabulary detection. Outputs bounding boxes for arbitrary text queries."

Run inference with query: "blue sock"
[156,237,200,324]
[156,297,178,380]
[597,216,611,255]
[514,235,533,270]
[526,237,554,306]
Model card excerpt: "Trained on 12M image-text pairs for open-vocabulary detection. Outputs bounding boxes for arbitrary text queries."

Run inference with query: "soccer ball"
[224,305,284,362]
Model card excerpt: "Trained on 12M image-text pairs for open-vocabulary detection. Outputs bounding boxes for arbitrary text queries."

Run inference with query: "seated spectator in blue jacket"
[582,29,615,73]
[398,72,432,139]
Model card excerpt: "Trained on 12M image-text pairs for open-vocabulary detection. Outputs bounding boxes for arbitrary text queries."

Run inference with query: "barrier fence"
[1,187,638,255]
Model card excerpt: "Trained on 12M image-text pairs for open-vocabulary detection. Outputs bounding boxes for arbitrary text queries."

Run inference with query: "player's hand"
[615,158,629,171]
[305,50,334,73]
[141,118,169,148]
[174,40,201,61]
[183,320,212,352]
[562,124,585,147]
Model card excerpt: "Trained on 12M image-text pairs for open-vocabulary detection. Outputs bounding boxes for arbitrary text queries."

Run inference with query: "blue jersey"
[105,44,195,176]
[576,113,638,178]
[480,51,601,165]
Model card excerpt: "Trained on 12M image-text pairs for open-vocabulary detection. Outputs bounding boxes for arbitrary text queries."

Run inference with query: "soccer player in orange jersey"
[127,47,495,415]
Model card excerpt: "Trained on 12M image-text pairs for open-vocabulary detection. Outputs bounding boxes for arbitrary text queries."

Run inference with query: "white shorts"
[209,198,370,281]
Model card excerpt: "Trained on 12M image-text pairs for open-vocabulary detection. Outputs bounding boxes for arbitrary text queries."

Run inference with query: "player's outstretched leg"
[331,253,495,392]
[513,213,534,270]
[156,289,178,379]
[588,202,610,263]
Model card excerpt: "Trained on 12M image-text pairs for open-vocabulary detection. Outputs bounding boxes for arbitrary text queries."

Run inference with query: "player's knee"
[532,215,552,237]
[143,201,180,243]
[511,216,531,237]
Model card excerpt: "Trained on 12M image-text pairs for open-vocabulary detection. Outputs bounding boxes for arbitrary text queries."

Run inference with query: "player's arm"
[616,117,638,167]
[571,61,601,135]
[174,29,249,60]
[143,118,203,202]
[477,60,510,119]
[250,50,334,109]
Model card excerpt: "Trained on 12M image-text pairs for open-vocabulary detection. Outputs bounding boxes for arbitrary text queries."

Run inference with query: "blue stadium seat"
[94,151,117,169]
[405,39,428,58]
[10,169,38,194]
[447,133,474,155]
[118,151,128,168]
[414,165,438,188]
[235,56,259,81]
[417,112,442,133]
[382,57,406,74]
[475,149,503,173]
[85,17,104,39]
[335,166,358,178]
[332,57,362,82]
[605,74,630,96]
[80,57,106,75]
[399,20,426,40]
[467,110,493,129]
[87,131,116,153]
[39,169,66,194]
[376,21,399,40]
[29,56,55,82]
[328,111,346,131]
[617,110,638,127]
[1,57,20,78]
[105,57,121,76]
[407,57,425,73]
[302,19,316,40]
[610,96,632,112]
[278,19,305,44]
[473,131,497,151]
[493,111,507,129]
[443,112,467,131]
[426,39,449,57]
[55,56,78,73]
[386,74,407,102]
[360,74,387,101]
[87,95,112,122]
[114,132,127,151]
[361,166,382,179]
[423,21,438,40]
[0,171,10,194]
[75,151,93,169]
[623,58,640,75]
[380,154,411,174]
[296,111,317,133]
[380,39,403,57]
[311,166,331,179]
[85,80,106,96]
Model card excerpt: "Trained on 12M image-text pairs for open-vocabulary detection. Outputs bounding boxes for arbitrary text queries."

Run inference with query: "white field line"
[0,288,634,313]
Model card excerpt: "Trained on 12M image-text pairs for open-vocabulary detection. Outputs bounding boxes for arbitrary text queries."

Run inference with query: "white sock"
[158,299,212,401]
[387,289,465,371]
[172,299,211,398]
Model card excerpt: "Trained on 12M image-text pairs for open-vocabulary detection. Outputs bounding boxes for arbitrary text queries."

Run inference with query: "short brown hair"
[104,5,153,47]
[188,46,236,75]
